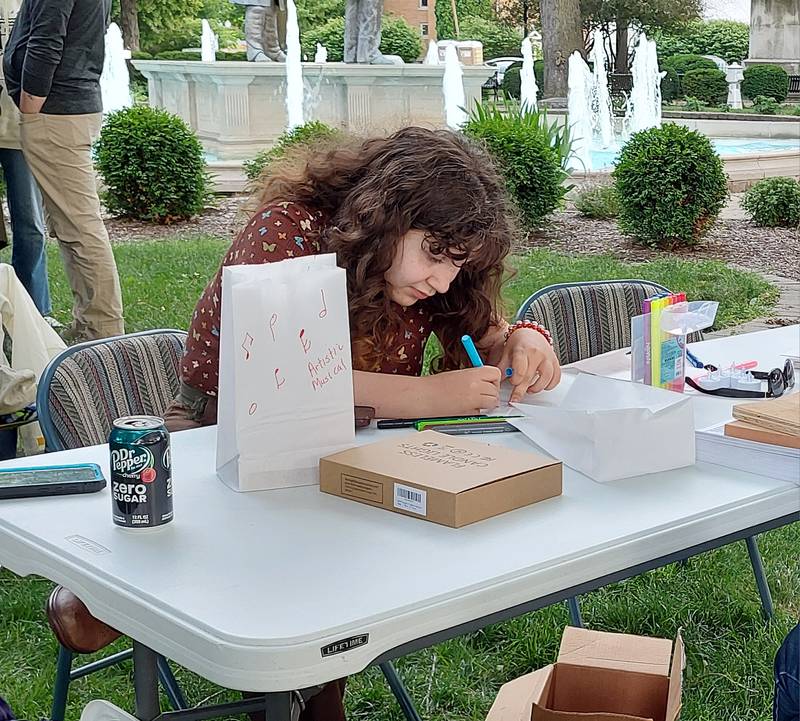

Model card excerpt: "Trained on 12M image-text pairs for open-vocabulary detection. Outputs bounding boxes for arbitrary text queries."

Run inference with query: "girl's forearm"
[353,370,437,418]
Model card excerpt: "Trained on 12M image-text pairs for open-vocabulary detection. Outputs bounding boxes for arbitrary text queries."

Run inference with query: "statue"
[344,0,392,64]
[232,0,286,62]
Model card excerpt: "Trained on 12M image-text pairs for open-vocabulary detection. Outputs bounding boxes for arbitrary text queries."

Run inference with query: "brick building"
[385,0,437,46]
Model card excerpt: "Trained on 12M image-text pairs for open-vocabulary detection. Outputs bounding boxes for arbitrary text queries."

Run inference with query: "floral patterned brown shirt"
[181,201,439,396]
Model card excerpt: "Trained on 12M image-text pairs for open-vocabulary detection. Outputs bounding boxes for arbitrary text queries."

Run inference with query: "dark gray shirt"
[3,0,110,114]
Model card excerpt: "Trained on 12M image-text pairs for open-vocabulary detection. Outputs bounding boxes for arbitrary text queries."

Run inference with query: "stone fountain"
[132,1,493,189]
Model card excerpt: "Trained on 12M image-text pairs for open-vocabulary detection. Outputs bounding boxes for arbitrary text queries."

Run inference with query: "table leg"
[133,641,161,720]
[263,692,296,721]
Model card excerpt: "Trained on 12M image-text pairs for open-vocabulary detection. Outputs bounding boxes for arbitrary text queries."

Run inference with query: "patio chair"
[35,330,189,720]
[515,279,774,623]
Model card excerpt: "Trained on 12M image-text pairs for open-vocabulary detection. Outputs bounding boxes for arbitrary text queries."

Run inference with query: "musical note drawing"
[269,313,278,342]
[274,368,286,389]
[319,289,328,319]
[248,402,258,416]
[241,332,254,360]
[299,328,311,354]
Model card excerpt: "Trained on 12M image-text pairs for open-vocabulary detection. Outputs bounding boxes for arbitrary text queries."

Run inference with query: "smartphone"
[0,463,107,500]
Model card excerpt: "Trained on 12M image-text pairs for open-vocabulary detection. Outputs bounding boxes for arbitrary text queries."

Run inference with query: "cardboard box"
[486,627,683,721]
[437,39,484,65]
[319,430,561,527]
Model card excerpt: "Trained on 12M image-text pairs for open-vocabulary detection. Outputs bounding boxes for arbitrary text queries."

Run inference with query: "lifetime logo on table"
[320,634,370,658]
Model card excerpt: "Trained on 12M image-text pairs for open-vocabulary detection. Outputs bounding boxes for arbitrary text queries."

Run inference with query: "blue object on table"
[685,348,705,369]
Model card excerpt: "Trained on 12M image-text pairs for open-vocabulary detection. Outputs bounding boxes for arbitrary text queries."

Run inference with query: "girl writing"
[166,126,560,434]
[164,126,561,720]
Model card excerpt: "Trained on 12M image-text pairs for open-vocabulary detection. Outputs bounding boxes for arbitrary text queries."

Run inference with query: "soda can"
[109,416,173,529]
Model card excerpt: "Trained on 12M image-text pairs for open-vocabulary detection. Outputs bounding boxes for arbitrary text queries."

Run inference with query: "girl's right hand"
[424,367,502,414]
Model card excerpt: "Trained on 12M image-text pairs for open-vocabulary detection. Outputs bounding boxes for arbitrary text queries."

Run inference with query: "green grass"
[0,234,792,720]
[3,237,778,333]
[664,101,800,116]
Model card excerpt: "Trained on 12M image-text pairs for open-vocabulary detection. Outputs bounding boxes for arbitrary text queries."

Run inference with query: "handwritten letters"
[216,254,356,491]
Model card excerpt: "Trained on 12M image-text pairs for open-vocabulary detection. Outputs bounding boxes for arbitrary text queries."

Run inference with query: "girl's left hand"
[498,328,562,402]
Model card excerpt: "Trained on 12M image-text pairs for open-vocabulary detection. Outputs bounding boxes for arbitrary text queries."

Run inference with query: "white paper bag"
[216,254,355,491]
[509,373,694,482]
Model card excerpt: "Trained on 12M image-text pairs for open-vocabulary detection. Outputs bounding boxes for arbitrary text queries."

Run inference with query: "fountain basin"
[133,60,493,163]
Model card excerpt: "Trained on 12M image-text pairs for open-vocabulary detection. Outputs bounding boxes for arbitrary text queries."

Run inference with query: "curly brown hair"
[249,126,518,372]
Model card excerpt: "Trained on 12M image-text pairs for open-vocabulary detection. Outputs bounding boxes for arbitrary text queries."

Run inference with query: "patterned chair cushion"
[518,281,702,366]
[42,331,186,451]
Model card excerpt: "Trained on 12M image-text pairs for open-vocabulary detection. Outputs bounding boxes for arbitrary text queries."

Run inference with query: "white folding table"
[0,326,798,721]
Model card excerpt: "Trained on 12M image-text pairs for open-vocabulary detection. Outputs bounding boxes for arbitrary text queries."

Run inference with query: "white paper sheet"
[508,373,695,482]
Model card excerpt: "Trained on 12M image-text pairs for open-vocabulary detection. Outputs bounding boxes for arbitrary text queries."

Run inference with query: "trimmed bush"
[741,177,800,227]
[501,64,521,98]
[301,14,420,62]
[742,64,790,102]
[460,16,523,59]
[244,121,342,181]
[655,20,749,64]
[574,182,619,219]
[660,66,681,102]
[661,54,718,76]
[95,106,211,223]
[301,17,345,61]
[501,60,542,100]
[463,102,572,228]
[218,51,248,61]
[130,50,153,60]
[379,15,423,62]
[612,123,728,248]
[154,50,201,61]
[681,68,728,105]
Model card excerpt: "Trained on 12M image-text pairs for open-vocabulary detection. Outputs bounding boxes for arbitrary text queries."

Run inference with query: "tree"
[119,0,140,51]
[540,0,583,99]
[494,0,540,36]
[112,0,205,52]
[435,0,492,39]
[460,15,523,58]
[295,0,345,31]
[581,0,702,72]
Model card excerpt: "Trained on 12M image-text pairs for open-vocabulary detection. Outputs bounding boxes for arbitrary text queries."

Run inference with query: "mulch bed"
[522,210,800,281]
[105,195,800,282]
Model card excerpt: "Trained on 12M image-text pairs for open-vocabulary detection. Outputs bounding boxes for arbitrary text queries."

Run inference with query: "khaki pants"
[20,112,124,339]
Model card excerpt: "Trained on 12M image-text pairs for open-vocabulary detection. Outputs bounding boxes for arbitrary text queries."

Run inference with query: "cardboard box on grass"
[486,627,683,721]
[319,430,561,527]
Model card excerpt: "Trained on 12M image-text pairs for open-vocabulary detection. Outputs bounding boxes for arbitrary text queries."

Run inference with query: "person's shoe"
[43,315,64,330]
[59,323,91,345]
[46,586,121,654]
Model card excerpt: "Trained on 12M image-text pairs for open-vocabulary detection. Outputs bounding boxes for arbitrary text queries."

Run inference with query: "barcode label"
[393,483,426,516]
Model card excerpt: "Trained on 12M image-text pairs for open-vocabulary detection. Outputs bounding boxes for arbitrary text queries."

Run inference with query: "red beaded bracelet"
[504,320,553,346]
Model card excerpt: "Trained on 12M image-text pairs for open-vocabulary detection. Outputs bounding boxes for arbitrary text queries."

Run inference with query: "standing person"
[775,622,800,721]
[2,0,124,341]
[0,0,52,320]
[0,695,15,721]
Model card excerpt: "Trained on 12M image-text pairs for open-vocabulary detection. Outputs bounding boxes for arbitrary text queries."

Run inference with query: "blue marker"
[505,367,513,377]
[461,335,484,367]
[685,348,705,369]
